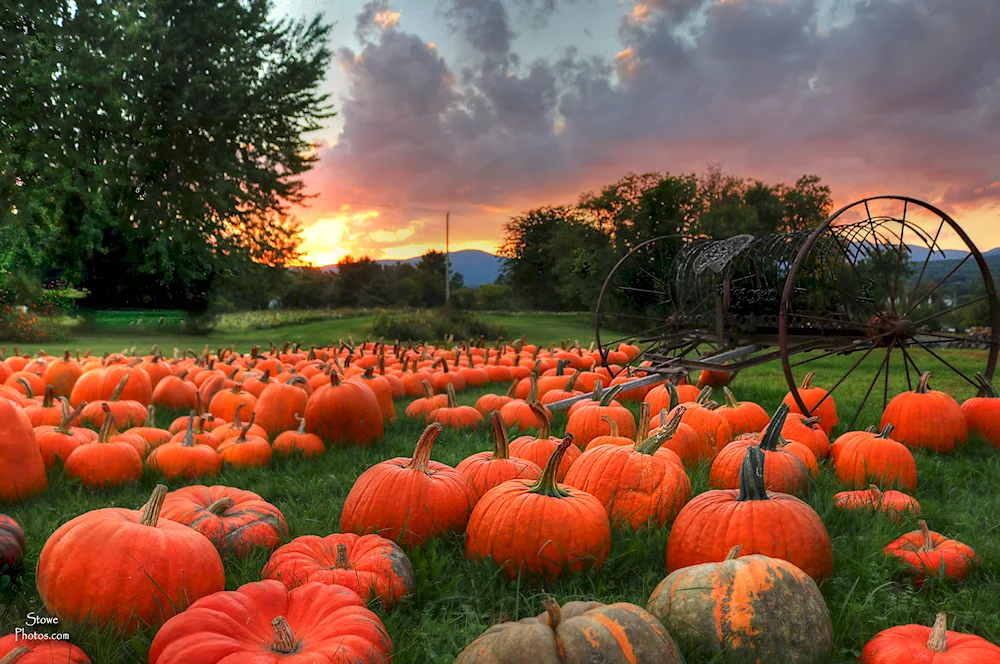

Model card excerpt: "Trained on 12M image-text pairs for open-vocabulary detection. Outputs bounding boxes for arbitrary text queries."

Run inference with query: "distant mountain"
[904,246,971,262]
[322,250,503,287]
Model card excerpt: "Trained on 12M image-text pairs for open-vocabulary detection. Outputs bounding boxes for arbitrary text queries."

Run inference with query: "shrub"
[369,309,508,342]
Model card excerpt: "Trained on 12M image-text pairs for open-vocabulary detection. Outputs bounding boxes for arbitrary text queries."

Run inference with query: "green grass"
[2,348,999,663]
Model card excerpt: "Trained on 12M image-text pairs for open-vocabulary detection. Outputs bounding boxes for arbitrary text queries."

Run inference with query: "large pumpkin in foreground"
[0,397,47,504]
[149,580,392,664]
[647,545,833,663]
[861,612,1000,663]
[455,596,683,664]
[36,485,225,633]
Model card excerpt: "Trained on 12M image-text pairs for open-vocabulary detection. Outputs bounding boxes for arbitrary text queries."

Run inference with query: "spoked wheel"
[779,196,999,430]
[594,235,723,378]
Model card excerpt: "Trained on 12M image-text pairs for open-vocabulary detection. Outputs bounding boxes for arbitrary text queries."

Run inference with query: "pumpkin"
[698,364,735,388]
[860,612,1000,663]
[782,413,830,460]
[124,405,173,449]
[566,379,624,417]
[6,372,44,396]
[216,413,272,469]
[272,413,325,457]
[716,387,770,436]
[709,404,811,496]
[151,372,198,411]
[583,412,640,450]
[64,410,144,489]
[41,350,83,398]
[782,371,839,433]
[33,399,93,469]
[667,446,833,581]
[262,532,415,609]
[160,485,288,557]
[474,380,518,415]
[644,380,689,413]
[79,375,147,429]
[647,545,832,662]
[251,376,307,439]
[499,375,551,430]
[24,385,61,427]
[148,579,392,664]
[0,637,91,664]
[455,595,683,664]
[305,372,384,446]
[430,356,466,392]
[429,383,485,429]
[541,369,584,405]
[207,382,257,422]
[0,514,26,571]
[456,411,542,504]
[881,372,967,452]
[564,408,691,529]
[168,412,221,449]
[656,386,732,463]
[835,423,917,491]
[961,372,1000,447]
[834,485,920,521]
[509,403,581,481]
[354,366,397,422]
[97,364,152,406]
[465,434,611,580]
[565,384,634,449]
[36,484,225,633]
[0,397,47,504]
[884,520,977,585]
[146,412,223,480]
[340,423,472,547]
[405,380,448,420]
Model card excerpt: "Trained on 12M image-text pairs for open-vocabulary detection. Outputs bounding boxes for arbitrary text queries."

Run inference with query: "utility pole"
[445,211,450,305]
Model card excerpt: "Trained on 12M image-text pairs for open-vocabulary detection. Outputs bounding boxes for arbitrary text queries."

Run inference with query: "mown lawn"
[2,347,999,663]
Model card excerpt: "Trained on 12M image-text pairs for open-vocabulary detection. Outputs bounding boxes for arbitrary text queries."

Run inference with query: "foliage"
[369,309,508,342]
[0,270,82,342]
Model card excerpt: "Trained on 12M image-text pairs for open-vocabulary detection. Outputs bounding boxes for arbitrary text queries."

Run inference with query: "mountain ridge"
[322,249,503,287]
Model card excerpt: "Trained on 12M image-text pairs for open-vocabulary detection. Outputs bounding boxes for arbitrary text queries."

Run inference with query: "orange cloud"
[374,9,401,30]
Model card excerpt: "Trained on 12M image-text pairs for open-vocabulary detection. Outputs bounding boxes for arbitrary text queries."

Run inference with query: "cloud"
[301,0,1000,259]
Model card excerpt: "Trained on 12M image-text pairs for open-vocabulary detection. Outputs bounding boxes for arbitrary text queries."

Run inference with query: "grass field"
[2,326,999,662]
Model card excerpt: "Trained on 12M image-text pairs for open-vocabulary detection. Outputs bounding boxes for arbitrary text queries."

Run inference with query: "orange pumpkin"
[474,380,518,415]
[64,410,144,489]
[41,350,83,398]
[304,372,384,446]
[782,371,839,434]
[207,382,257,422]
[216,414,272,470]
[272,413,325,458]
[0,397,47,504]
[151,371,199,411]
[782,413,830,460]
[146,412,223,481]
[499,375,551,430]
[428,383,485,429]
[508,404,581,481]
[716,387,769,436]
[565,384,635,449]
[33,399,94,469]
[0,636,91,663]
[835,424,917,492]
[79,375,147,429]
[884,520,977,586]
[834,485,920,521]
[962,373,1000,447]
[861,612,1000,663]
[881,372,967,453]
[456,411,542,504]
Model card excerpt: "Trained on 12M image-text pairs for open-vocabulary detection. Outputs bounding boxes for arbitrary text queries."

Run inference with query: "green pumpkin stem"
[234,412,257,443]
[15,377,33,399]
[555,359,569,376]
[635,402,651,443]
[695,386,713,404]
[527,434,573,498]
[271,616,298,654]
[529,402,551,439]
[975,372,999,398]
[916,372,932,394]
[182,410,198,447]
[294,413,307,434]
[600,415,620,438]
[802,416,822,428]
[542,595,562,630]
[207,497,235,515]
[636,407,686,455]
[445,382,459,409]
[723,387,739,409]
[736,446,769,502]
[724,545,743,560]
[409,423,444,474]
[801,372,816,389]
[139,484,168,526]
[565,370,581,393]
[927,613,948,652]
[599,384,625,407]
[588,379,603,402]
[877,423,894,439]
[667,382,679,410]
[489,411,510,460]
[758,403,790,452]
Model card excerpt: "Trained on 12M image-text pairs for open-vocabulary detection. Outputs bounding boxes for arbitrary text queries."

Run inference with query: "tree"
[333,257,387,308]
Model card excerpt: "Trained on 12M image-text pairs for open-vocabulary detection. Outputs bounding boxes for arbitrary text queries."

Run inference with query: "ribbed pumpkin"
[79,375,147,429]
[41,350,83,398]
[33,399,93,469]
[647,545,833,663]
[0,514,26,571]
[782,371,839,434]
[465,435,611,580]
[584,407,645,451]
[0,397,47,504]
[456,411,542,504]
[664,386,733,464]
[716,387,770,436]
[565,384,634,449]
[97,364,152,406]
[405,380,447,420]
[207,382,257,422]
[68,365,103,407]
[121,405,172,450]
[429,383,485,429]
[667,446,833,581]
[709,404,811,496]
[881,372,967,452]
[146,412,223,481]
[64,411,144,489]
[835,423,917,492]
[474,380,518,415]
[340,423,472,548]
[354,366,396,422]
[36,485,225,633]
[564,408,691,529]
[834,485,920,521]
[455,596,683,664]
[148,580,392,664]
[24,386,61,427]
[151,372,198,411]
[508,404,581,481]
[0,637,92,664]
[304,372,384,446]
[217,414,272,469]
[540,369,584,405]
[885,520,977,586]
[262,532,415,609]
[962,373,1000,447]
[861,612,1000,663]
[499,375,551,430]
[782,413,830,460]
[272,414,325,457]
[160,485,288,557]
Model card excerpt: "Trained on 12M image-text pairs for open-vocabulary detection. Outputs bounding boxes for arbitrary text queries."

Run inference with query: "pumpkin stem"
[0,647,32,663]
[758,403,790,452]
[599,384,625,407]
[635,402,651,443]
[294,413,307,434]
[916,372,932,394]
[489,411,510,460]
[41,384,55,408]
[926,612,948,652]
[143,405,156,427]
[231,402,246,430]
[57,398,85,433]
[527,434,573,498]
[723,387,740,409]
[421,380,435,400]
[528,402,551,439]
[109,374,130,402]
[724,545,743,560]
[592,412,618,439]
[335,543,349,568]
[666,382,679,410]
[182,410,198,447]
[695,386,713,404]
[974,372,999,398]
[555,358,569,376]
[505,380,519,398]
[408,423,444,474]
[97,408,115,443]
[445,382,459,409]
[802,416,822,428]
[14,377,33,399]
[877,423,894,439]
[527,373,539,403]
[207,497,235,515]
[329,372,341,387]
[236,412,257,442]
[139,484,168,526]
[565,370,581,393]
[868,485,883,502]
[918,520,935,552]
[801,372,816,389]
[636,407,686,455]
[736,446,769,502]
[541,595,562,630]
[271,616,299,654]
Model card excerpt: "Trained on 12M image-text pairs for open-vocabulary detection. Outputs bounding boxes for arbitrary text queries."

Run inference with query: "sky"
[274,0,1000,265]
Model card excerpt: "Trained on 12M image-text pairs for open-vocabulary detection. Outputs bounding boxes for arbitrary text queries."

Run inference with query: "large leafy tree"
[0,0,332,307]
